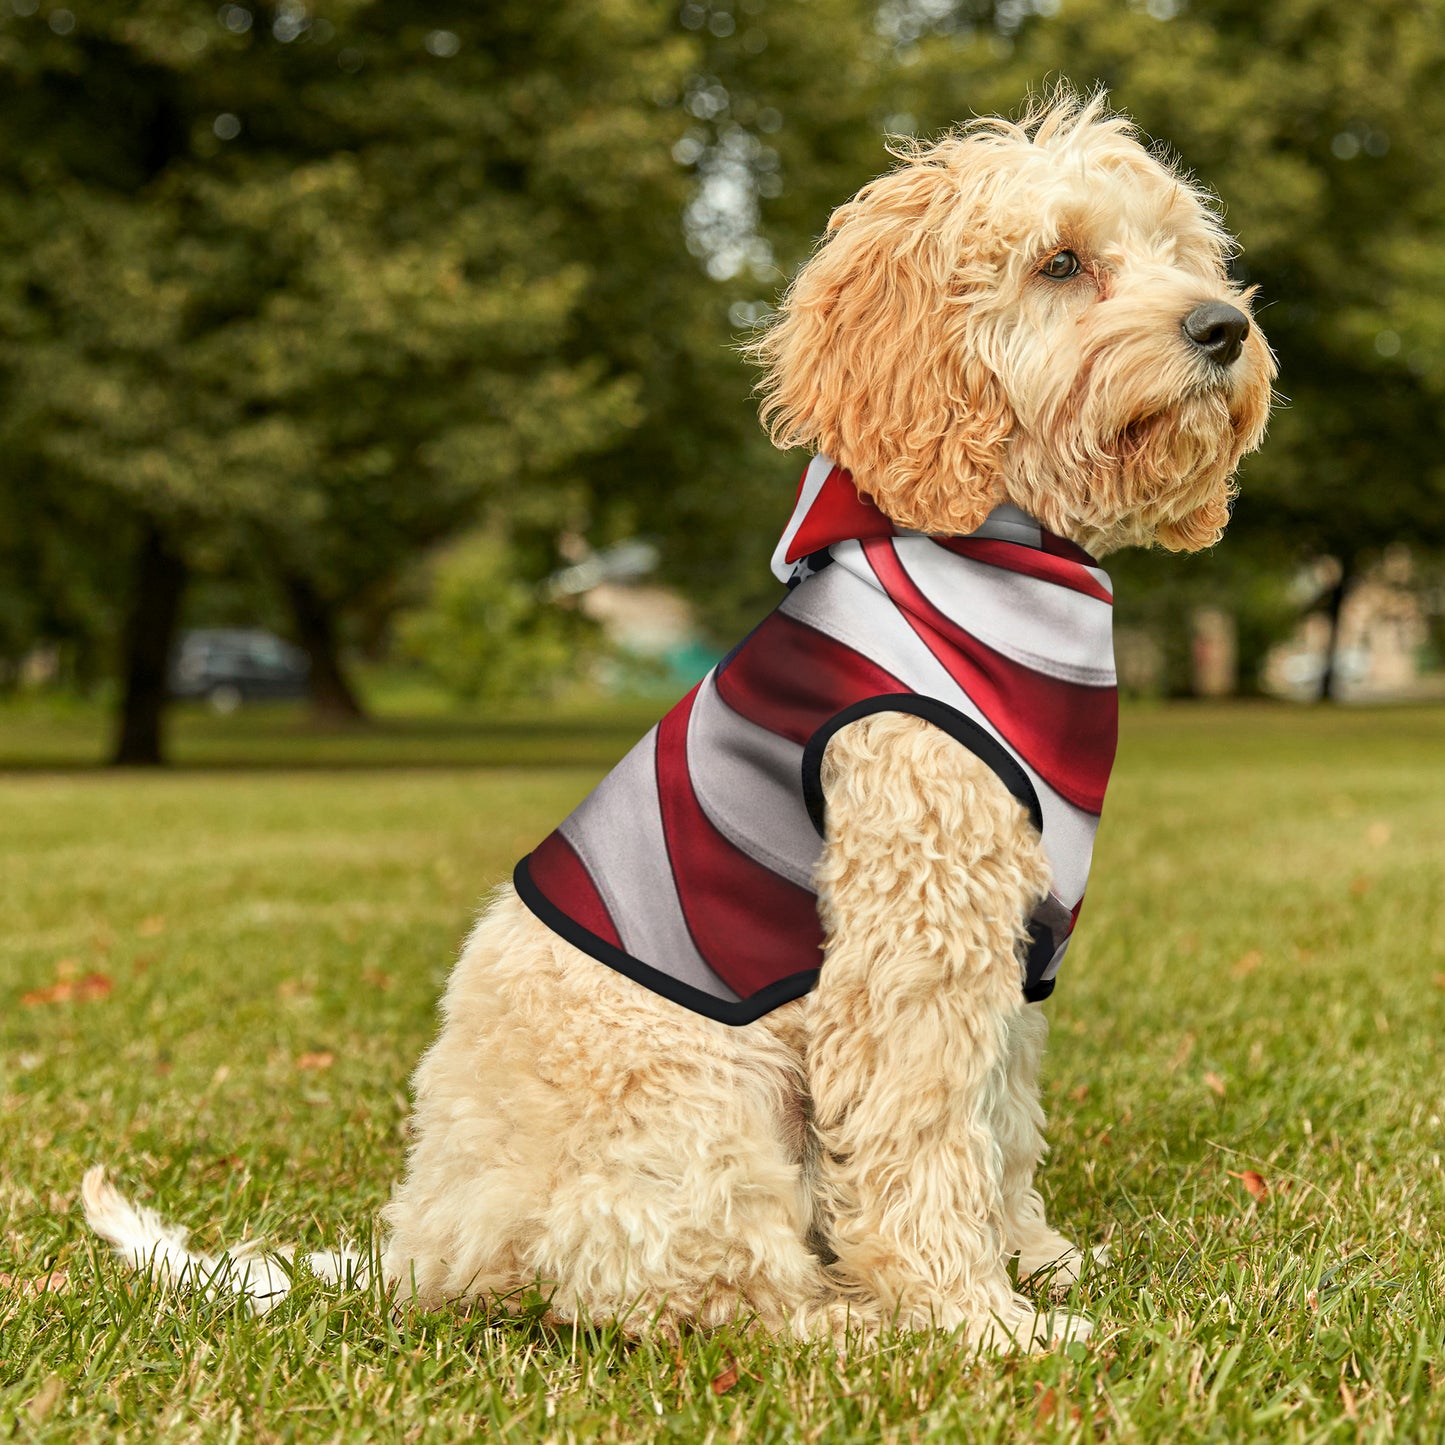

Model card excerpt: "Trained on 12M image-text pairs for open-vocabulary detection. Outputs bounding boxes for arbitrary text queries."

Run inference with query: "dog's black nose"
[1182,302,1251,366]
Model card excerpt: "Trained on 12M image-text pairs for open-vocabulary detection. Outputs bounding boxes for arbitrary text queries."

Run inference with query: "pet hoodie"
[515,455,1119,1025]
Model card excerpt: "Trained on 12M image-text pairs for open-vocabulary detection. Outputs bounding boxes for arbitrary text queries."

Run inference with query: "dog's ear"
[749,148,1013,534]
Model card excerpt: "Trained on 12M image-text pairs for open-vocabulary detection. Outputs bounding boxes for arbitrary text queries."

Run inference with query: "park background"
[2,2,1444,1442]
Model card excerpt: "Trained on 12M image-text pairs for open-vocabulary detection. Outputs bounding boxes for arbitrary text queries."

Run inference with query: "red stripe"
[655,685,823,998]
[715,611,905,744]
[783,465,896,564]
[526,832,623,949]
[933,537,1113,605]
[863,540,1117,813]
[1038,531,1101,567]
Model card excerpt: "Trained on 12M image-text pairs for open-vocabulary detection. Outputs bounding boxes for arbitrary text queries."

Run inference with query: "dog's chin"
[1012,386,1253,556]
[1106,391,1243,552]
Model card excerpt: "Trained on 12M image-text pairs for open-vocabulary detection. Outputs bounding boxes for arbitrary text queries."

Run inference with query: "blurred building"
[546,540,722,691]
[1262,548,1441,701]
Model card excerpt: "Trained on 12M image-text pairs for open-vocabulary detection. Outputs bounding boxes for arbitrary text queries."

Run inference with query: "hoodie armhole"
[800,694,1044,839]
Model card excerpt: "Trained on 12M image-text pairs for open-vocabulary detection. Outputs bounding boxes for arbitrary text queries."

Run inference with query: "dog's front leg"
[994,1005,1094,1289]
[806,712,1088,1350]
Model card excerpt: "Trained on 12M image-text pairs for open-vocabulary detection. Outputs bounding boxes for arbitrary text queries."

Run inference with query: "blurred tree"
[9,0,1445,739]
[395,529,598,705]
[0,0,688,758]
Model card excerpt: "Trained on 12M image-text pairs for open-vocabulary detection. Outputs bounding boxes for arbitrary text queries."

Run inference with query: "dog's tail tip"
[80,1164,193,1267]
[81,1163,134,1242]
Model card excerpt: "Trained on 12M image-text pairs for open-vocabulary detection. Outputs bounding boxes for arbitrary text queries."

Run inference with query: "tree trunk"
[284,573,367,724]
[1317,554,1355,703]
[111,523,187,766]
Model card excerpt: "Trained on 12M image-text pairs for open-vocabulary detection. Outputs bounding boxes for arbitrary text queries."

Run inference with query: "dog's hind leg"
[383,891,837,1339]
[805,713,1090,1350]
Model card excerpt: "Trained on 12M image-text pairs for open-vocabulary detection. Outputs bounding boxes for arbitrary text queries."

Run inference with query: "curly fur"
[85,88,1272,1354]
[749,90,1273,552]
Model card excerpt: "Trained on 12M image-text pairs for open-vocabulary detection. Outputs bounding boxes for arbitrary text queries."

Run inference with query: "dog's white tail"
[81,1166,368,1315]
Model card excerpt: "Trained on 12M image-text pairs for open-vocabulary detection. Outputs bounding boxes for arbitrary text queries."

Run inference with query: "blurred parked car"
[169,629,310,712]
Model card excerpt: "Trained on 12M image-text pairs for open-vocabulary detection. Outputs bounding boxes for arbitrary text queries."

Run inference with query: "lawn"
[2,700,1443,1442]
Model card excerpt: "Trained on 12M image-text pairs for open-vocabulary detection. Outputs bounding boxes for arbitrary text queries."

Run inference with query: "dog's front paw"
[969,1295,1093,1354]
[1017,1238,1110,1293]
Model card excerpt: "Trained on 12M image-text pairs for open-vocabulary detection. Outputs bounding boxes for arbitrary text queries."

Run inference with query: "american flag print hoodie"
[514,456,1119,1025]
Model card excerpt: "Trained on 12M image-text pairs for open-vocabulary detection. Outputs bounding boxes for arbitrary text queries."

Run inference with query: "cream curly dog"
[85,92,1273,1351]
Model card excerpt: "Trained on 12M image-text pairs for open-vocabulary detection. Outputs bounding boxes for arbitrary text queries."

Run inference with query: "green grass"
[2,700,1443,1442]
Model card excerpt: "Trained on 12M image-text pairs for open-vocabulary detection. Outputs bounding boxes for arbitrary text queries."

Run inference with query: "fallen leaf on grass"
[1069,1084,1089,1103]
[710,1357,739,1395]
[1203,1071,1227,1098]
[21,973,113,1007]
[1231,950,1263,978]
[1167,1034,1196,1073]
[1228,1169,1269,1200]
[1349,875,1373,898]
[1034,1386,1058,1425]
[295,1051,334,1071]
[1433,973,1445,990]
[1339,1380,1358,1419]
[0,1268,69,1298]
[138,915,166,937]
[27,1375,64,1423]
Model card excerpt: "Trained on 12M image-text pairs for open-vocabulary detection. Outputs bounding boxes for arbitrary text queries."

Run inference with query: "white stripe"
[969,504,1043,550]
[836,539,1117,686]
[770,454,838,584]
[559,729,740,1002]
[780,562,1099,905]
[687,674,819,891]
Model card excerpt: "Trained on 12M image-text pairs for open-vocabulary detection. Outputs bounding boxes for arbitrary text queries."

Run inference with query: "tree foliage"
[3,0,1445,734]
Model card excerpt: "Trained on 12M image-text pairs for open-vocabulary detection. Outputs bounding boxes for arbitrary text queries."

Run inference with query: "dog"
[85,90,1274,1351]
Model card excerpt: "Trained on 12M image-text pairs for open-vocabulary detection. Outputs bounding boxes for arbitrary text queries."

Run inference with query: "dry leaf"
[1204,1071,1227,1098]
[21,972,113,1007]
[1231,950,1263,978]
[27,1375,64,1423]
[1035,1386,1058,1425]
[1228,1169,1268,1200]
[1348,875,1372,898]
[295,1051,335,1072]
[0,1268,69,1299]
[1069,1084,1089,1103]
[1339,1380,1358,1419]
[138,915,166,937]
[21,982,68,1007]
[1167,1034,1196,1073]
[710,1357,739,1395]
[1433,973,1445,990]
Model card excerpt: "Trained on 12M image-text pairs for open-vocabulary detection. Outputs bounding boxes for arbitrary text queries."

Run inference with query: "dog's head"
[751,90,1275,555]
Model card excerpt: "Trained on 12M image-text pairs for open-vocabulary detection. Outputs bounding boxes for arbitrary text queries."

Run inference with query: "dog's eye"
[1041,250,1082,280]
